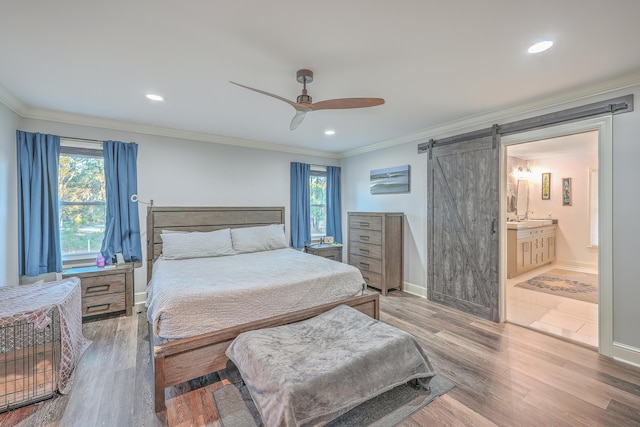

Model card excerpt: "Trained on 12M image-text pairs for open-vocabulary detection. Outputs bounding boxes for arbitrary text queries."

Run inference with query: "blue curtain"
[101,141,142,264]
[326,166,343,244]
[290,162,311,249]
[17,131,62,276]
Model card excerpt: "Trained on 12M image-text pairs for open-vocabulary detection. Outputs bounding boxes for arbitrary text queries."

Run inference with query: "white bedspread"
[146,248,365,339]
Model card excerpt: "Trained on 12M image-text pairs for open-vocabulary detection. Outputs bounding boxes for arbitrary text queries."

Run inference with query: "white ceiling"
[1,1,640,155]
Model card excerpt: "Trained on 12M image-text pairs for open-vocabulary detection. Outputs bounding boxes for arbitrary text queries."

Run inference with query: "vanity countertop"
[507,219,557,229]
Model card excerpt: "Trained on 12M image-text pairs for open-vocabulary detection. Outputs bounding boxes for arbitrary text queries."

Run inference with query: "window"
[58,143,106,260]
[310,168,327,240]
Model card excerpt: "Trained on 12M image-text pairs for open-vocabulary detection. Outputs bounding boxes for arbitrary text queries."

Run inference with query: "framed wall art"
[542,172,551,200]
[562,177,572,206]
[370,165,410,194]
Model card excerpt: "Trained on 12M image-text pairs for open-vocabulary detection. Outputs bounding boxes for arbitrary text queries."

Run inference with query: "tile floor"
[506,263,599,347]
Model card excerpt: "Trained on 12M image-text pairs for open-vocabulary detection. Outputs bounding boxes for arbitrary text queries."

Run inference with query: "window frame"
[58,141,106,264]
[309,167,327,242]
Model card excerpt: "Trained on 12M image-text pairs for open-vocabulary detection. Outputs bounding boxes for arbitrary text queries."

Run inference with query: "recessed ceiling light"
[145,93,164,101]
[528,40,554,54]
[324,130,335,135]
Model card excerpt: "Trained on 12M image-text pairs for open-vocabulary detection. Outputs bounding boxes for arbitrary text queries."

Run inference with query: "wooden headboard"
[146,206,285,281]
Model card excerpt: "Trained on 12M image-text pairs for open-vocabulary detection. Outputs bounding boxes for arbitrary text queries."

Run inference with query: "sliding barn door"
[427,134,499,321]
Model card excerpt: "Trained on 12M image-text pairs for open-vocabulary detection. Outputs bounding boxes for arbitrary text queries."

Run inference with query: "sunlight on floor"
[506,264,598,347]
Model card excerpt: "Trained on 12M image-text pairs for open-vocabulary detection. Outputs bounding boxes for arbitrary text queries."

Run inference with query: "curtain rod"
[59,136,104,145]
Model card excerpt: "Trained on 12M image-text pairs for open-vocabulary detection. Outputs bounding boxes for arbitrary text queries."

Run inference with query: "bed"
[146,206,380,412]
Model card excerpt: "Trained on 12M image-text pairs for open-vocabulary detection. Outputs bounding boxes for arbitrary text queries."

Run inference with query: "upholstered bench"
[225,304,435,427]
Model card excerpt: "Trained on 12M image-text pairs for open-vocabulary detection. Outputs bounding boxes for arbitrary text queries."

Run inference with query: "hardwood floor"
[2,292,639,426]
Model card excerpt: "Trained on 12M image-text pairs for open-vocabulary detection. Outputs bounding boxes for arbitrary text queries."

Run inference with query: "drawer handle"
[360,235,370,241]
[360,262,370,268]
[359,222,370,227]
[359,248,370,254]
[86,284,110,293]
[86,303,110,313]
[362,276,370,282]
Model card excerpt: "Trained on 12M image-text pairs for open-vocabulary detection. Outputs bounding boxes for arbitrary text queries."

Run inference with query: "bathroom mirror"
[516,179,529,218]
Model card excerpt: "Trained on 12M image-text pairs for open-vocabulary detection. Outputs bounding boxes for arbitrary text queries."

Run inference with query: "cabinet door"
[547,235,556,261]
[517,239,534,272]
[535,236,545,265]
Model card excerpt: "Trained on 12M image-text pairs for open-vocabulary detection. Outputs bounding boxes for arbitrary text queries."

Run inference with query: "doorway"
[504,131,598,347]
[500,116,613,354]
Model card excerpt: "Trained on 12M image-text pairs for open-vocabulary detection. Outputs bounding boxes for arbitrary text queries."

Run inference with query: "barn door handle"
[491,218,497,234]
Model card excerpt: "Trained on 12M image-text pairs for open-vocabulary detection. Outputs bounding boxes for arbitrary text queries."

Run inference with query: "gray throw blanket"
[226,305,435,427]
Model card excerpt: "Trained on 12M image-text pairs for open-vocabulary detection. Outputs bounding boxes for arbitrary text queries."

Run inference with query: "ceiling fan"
[230,69,385,130]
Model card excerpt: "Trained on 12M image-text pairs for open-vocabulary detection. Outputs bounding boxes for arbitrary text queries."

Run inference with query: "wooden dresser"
[62,263,133,321]
[347,212,403,295]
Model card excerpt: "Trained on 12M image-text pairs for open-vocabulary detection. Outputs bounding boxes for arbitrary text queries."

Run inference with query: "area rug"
[211,366,455,427]
[514,269,598,303]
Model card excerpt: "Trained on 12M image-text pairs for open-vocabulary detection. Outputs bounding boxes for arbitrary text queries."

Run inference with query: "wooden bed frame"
[146,206,380,412]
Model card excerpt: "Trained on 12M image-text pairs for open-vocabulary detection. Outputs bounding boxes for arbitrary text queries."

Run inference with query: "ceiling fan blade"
[290,110,307,130]
[229,81,305,111]
[310,98,385,111]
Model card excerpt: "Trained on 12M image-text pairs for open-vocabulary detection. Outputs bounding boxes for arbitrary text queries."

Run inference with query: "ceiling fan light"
[528,40,554,54]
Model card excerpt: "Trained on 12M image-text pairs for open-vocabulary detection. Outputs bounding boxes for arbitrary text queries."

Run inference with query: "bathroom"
[505,130,599,347]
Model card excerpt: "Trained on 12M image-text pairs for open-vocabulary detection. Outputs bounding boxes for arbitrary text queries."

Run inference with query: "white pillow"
[231,224,288,254]
[161,229,236,259]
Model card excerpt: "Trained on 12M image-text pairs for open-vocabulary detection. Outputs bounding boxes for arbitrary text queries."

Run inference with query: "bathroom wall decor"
[542,173,551,200]
[562,177,572,206]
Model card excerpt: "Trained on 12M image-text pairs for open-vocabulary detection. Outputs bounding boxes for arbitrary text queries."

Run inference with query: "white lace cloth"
[0,278,91,394]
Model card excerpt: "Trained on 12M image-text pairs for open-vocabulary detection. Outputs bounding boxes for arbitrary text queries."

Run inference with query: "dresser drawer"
[82,293,125,317]
[349,215,382,231]
[349,229,382,245]
[80,274,126,297]
[360,271,382,290]
[349,254,382,274]
[349,241,382,259]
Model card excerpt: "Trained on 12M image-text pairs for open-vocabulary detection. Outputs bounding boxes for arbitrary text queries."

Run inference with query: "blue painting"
[370,165,410,194]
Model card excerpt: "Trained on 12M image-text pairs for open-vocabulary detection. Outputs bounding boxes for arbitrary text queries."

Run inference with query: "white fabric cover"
[231,224,288,253]
[146,248,364,339]
[161,228,235,259]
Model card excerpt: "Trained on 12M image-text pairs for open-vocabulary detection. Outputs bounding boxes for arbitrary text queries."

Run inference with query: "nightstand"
[304,243,343,262]
[62,263,133,321]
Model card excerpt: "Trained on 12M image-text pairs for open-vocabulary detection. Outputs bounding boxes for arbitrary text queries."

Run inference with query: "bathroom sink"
[507,219,553,229]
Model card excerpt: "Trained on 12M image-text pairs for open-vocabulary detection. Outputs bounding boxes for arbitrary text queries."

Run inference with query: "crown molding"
[0,84,27,114]
[340,70,640,158]
[3,70,640,160]
[0,88,341,160]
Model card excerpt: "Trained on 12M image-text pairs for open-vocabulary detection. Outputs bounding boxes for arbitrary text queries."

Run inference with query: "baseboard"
[611,342,640,368]
[402,281,427,298]
[134,292,147,314]
[553,259,598,274]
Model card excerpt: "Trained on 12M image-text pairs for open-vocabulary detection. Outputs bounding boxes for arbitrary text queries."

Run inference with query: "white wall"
[526,134,599,269]
[342,141,426,294]
[0,103,19,286]
[17,118,339,295]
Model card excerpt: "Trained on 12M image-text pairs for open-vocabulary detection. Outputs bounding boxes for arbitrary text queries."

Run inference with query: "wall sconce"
[512,166,532,181]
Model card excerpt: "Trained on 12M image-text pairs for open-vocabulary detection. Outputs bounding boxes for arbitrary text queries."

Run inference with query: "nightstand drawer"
[349,229,382,245]
[349,241,382,260]
[349,215,382,231]
[349,254,382,274]
[82,293,125,317]
[80,274,126,297]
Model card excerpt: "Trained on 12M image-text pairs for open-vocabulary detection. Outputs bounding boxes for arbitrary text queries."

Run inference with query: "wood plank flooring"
[1,291,639,426]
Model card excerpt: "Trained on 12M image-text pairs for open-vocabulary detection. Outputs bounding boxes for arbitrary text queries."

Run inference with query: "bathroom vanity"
[506,220,557,278]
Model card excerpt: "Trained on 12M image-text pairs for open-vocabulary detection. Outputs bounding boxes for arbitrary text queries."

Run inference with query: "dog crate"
[0,307,61,412]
